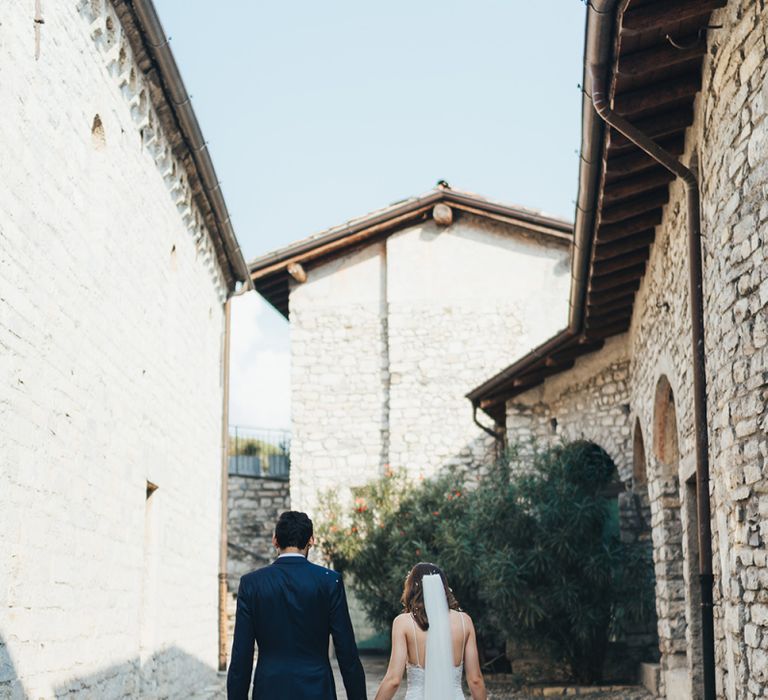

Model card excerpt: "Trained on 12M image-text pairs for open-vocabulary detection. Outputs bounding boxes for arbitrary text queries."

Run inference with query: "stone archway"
[632,419,652,536]
[650,376,692,698]
[619,419,660,669]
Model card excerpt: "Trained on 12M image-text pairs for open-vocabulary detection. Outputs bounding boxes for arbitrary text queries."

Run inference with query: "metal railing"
[228,426,290,479]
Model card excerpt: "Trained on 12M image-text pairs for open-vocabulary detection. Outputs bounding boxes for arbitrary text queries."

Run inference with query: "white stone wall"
[503,2,768,697]
[387,216,571,477]
[289,214,570,516]
[0,2,228,697]
[289,243,388,515]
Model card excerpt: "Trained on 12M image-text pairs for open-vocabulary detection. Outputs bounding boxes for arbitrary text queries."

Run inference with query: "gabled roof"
[250,186,572,318]
[468,0,726,422]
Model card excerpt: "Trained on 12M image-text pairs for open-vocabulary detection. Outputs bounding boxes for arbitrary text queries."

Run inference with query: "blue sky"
[154,1,587,429]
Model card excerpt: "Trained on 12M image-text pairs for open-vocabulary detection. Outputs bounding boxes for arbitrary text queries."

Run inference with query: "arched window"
[633,418,647,486]
[653,375,679,471]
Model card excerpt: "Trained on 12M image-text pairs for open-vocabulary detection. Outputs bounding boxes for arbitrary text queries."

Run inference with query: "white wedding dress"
[404,611,466,700]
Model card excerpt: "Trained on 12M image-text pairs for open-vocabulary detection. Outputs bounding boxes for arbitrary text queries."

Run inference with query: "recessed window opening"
[91,114,106,150]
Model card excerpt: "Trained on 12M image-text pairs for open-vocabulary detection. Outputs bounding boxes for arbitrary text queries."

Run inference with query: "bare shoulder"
[454,610,476,630]
[392,612,411,628]
[390,613,412,639]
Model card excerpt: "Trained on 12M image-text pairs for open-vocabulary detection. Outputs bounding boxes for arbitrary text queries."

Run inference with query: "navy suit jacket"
[227,556,367,700]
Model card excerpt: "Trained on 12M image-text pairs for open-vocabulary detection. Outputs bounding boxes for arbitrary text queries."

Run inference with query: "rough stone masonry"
[503,2,768,698]
[288,213,571,517]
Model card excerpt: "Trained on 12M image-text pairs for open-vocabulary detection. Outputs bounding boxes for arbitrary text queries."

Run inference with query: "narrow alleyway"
[193,655,653,699]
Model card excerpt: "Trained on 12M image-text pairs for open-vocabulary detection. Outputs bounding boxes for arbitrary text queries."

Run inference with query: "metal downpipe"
[590,66,716,700]
[218,297,233,672]
[217,284,249,670]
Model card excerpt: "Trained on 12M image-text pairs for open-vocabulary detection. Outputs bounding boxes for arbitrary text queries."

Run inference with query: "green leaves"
[316,441,655,683]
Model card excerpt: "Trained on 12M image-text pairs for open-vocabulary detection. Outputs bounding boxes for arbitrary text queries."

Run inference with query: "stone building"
[0,1,248,697]
[469,1,768,698]
[250,188,572,515]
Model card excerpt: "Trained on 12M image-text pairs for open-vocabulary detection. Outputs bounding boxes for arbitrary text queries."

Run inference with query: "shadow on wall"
[0,632,220,700]
[1,633,25,699]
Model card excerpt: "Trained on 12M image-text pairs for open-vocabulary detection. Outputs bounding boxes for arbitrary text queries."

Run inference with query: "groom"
[227,510,367,699]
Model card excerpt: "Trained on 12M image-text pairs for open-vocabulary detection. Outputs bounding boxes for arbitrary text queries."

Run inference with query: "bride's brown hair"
[401,562,460,631]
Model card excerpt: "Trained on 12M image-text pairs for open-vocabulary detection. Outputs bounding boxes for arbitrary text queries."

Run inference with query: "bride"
[374,563,487,700]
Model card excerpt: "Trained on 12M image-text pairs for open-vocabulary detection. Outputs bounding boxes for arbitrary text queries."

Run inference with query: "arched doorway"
[651,376,699,698]
[622,420,660,667]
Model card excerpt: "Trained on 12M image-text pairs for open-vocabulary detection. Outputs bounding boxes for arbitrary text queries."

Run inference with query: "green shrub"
[317,468,481,636]
[318,442,656,683]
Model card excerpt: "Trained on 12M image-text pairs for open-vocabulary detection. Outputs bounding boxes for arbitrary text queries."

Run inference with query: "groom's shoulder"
[307,560,342,582]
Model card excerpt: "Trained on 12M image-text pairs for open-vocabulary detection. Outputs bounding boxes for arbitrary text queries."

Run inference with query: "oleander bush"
[317,441,655,683]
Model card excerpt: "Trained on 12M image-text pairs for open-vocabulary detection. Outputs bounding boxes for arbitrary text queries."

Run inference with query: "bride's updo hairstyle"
[401,562,460,630]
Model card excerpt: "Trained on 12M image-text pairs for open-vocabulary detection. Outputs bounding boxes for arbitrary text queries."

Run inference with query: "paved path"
[193,655,652,699]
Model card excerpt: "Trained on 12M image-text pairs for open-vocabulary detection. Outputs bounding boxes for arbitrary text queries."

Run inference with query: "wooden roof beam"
[605,136,685,181]
[585,309,633,330]
[589,263,646,293]
[621,0,727,34]
[588,280,642,311]
[600,189,669,224]
[613,74,701,117]
[607,107,693,152]
[593,231,655,261]
[585,319,632,341]
[618,41,706,78]
[602,169,674,205]
[591,248,650,275]
[598,211,662,242]
[587,292,638,316]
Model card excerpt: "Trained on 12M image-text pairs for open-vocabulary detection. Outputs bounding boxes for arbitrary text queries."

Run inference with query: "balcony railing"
[228,426,290,479]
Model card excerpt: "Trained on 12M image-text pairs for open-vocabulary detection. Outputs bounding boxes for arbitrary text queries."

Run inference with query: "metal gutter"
[569,0,621,334]
[216,283,251,670]
[128,0,251,291]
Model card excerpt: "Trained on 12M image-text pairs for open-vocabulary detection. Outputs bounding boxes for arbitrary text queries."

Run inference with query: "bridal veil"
[422,573,454,699]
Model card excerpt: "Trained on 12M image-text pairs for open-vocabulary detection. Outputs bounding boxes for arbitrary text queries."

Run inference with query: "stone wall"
[386,216,571,478]
[698,3,768,697]
[289,214,570,517]
[289,244,388,516]
[226,475,291,661]
[627,2,768,695]
[0,2,229,697]
[228,475,291,589]
[502,2,768,697]
[505,335,633,479]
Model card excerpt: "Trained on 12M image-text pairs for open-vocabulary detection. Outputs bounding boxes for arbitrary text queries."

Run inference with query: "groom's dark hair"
[275,511,314,549]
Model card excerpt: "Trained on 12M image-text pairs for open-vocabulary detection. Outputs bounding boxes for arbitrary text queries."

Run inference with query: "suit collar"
[273,555,310,566]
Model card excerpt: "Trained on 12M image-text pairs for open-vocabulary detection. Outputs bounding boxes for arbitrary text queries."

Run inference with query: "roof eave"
[116,0,250,292]
[467,0,621,416]
[251,187,574,318]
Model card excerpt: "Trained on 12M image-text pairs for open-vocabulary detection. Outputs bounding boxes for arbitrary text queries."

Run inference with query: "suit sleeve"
[227,576,256,700]
[329,574,367,700]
